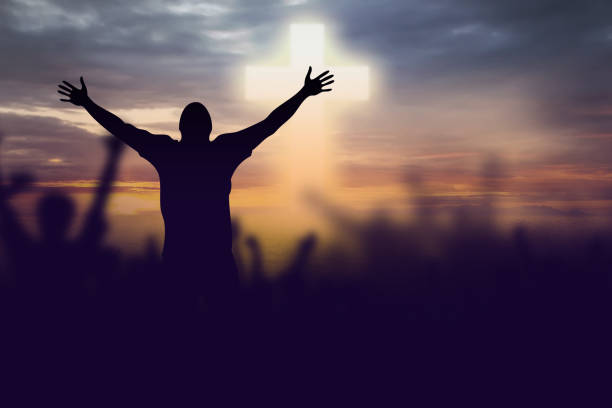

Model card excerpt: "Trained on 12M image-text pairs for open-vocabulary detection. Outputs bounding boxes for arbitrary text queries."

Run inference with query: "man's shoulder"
[136,133,177,162]
[211,133,253,162]
[152,133,176,144]
[124,123,172,139]
[146,134,179,152]
[212,133,250,150]
[211,133,232,144]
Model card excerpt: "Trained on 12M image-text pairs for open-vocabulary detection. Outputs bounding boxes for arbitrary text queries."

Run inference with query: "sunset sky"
[1,0,612,262]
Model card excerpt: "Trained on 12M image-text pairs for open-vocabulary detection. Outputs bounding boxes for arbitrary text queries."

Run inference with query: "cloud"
[2,0,610,125]
[0,0,611,209]
[0,110,106,179]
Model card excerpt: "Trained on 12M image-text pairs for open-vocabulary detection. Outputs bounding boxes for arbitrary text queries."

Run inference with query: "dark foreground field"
[1,140,609,403]
[1,203,609,404]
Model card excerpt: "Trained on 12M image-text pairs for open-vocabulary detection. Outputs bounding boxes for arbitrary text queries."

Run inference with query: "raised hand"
[302,66,334,96]
[0,135,35,199]
[58,76,89,106]
[103,134,125,156]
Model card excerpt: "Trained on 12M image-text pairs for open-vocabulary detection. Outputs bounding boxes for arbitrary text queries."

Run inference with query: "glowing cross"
[245,24,369,201]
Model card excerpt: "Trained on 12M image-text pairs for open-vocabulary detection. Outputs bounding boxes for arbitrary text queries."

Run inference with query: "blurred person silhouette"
[57,67,334,307]
[243,232,316,288]
[0,135,123,309]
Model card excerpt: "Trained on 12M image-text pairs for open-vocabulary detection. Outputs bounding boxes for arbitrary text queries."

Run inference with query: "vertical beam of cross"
[246,24,369,203]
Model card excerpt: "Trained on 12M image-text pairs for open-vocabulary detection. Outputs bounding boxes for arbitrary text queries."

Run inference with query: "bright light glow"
[290,24,324,67]
[245,23,370,204]
[246,24,369,101]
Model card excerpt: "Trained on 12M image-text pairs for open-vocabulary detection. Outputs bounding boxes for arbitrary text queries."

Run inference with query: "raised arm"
[0,136,33,252]
[57,77,160,153]
[77,136,124,248]
[222,67,334,151]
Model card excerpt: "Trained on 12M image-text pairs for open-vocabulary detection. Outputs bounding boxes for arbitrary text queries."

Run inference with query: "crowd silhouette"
[1,132,607,400]
[0,75,609,402]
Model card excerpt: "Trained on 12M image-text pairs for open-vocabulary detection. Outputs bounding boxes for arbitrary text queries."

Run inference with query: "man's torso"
[137,135,251,263]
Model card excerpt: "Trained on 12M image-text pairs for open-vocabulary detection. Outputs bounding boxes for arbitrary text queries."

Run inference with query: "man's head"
[179,102,212,143]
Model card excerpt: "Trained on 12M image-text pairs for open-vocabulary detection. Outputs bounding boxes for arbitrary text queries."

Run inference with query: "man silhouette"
[58,67,334,304]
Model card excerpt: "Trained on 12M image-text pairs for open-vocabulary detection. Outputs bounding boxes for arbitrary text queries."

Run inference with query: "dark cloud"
[0,111,102,177]
[322,0,612,138]
[0,111,161,181]
[1,0,611,193]
[2,0,610,122]
[0,0,300,110]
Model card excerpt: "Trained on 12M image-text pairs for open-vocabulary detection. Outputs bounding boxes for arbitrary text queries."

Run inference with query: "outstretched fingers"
[62,80,77,90]
[57,77,88,105]
[57,81,73,101]
[303,67,334,95]
[314,70,330,80]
